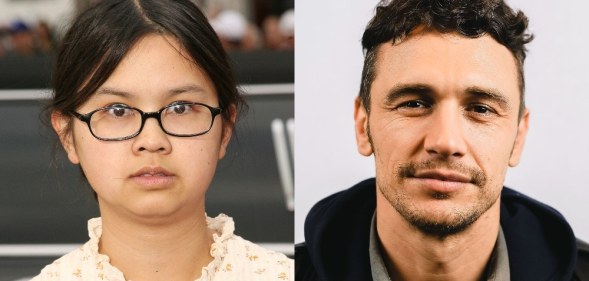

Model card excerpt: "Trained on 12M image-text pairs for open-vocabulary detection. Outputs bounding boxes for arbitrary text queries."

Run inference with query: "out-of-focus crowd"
[0,20,55,57]
[201,0,294,51]
[0,0,293,58]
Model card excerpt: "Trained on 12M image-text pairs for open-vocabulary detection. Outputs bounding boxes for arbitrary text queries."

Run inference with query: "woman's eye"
[107,106,131,117]
[168,104,191,114]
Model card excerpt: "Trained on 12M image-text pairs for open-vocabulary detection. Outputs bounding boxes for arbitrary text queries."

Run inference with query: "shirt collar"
[368,212,510,281]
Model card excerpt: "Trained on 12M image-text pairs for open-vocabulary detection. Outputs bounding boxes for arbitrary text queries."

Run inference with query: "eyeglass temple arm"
[70,111,89,122]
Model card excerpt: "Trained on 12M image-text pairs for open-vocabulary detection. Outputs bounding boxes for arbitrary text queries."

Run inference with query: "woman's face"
[53,35,233,222]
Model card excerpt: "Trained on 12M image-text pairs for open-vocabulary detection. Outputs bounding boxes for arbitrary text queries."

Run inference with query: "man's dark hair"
[359,0,533,118]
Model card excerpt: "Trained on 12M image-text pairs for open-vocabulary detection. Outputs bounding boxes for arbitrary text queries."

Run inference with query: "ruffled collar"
[85,214,236,281]
[200,214,235,280]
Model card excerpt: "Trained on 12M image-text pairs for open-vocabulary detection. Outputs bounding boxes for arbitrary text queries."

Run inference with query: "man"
[295,0,589,280]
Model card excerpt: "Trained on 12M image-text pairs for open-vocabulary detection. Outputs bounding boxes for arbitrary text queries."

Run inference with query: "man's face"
[354,31,529,237]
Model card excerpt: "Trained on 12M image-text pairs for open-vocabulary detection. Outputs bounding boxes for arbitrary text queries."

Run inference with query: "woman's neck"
[98,208,213,281]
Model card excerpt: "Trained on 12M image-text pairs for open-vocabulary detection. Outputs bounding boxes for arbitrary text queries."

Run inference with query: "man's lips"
[408,170,471,193]
[412,170,471,183]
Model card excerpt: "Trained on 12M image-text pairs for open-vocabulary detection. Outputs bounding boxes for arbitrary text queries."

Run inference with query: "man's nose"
[423,105,467,158]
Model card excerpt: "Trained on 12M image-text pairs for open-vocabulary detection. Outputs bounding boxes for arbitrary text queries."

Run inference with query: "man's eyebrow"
[465,86,511,111]
[384,83,434,105]
[383,84,512,110]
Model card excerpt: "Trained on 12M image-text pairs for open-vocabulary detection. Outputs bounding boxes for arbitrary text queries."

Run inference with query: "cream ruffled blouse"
[31,214,293,281]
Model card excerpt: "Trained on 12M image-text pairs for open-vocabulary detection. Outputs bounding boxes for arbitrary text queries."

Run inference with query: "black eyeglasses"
[71,102,222,141]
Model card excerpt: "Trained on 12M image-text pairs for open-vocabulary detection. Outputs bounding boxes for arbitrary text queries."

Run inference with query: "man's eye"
[400,101,427,108]
[468,105,495,115]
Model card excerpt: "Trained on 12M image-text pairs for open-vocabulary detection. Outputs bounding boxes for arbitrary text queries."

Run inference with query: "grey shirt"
[369,213,510,281]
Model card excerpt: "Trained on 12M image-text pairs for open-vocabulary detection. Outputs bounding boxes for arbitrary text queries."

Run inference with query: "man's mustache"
[397,159,487,188]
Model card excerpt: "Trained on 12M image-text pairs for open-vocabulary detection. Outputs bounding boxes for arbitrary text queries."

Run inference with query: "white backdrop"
[295,0,589,243]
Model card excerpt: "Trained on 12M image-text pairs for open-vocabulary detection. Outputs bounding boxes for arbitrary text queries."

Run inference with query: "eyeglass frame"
[70,102,222,141]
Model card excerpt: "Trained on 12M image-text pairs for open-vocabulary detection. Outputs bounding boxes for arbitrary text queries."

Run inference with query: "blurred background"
[0,0,294,57]
[0,0,294,280]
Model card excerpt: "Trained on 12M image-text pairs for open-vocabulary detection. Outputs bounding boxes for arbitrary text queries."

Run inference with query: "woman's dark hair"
[359,0,533,118]
[48,0,245,138]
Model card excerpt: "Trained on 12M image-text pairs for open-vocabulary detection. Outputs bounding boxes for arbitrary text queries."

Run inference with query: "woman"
[33,0,292,280]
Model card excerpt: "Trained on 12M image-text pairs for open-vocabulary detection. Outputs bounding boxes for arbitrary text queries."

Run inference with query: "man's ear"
[354,97,373,156]
[218,105,237,160]
[509,109,530,167]
[51,111,80,164]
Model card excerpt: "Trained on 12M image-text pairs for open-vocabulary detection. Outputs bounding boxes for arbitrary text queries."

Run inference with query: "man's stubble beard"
[367,121,500,239]
[377,171,497,240]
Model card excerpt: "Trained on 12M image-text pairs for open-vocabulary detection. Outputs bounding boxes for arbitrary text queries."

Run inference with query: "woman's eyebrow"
[167,84,207,96]
[95,84,207,98]
[96,87,132,98]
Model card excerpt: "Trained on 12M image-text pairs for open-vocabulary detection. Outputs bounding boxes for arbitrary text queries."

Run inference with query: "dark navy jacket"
[296,178,589,281]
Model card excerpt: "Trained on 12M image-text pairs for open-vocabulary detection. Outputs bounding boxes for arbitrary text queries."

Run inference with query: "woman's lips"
[130,166,175,188]
[131,166,174,177]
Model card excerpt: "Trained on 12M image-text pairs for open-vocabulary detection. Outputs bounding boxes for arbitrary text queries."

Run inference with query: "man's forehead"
[375,29,518,78]
[370,29,521,104]
[388,28,501,49]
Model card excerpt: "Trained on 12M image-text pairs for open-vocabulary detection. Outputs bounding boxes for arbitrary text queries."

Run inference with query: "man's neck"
[98,205,213,281]
[375,193,500,281]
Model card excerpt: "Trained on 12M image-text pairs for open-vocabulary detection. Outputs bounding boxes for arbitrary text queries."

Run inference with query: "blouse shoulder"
[202,214,294,280]
[30,244,99,281]
[31,217,125,281]
[210,234,294,280]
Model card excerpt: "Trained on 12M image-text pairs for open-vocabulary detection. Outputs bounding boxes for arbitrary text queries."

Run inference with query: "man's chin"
[379,180,500,238]
[390,198,487,239]
[403,210,481,239]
